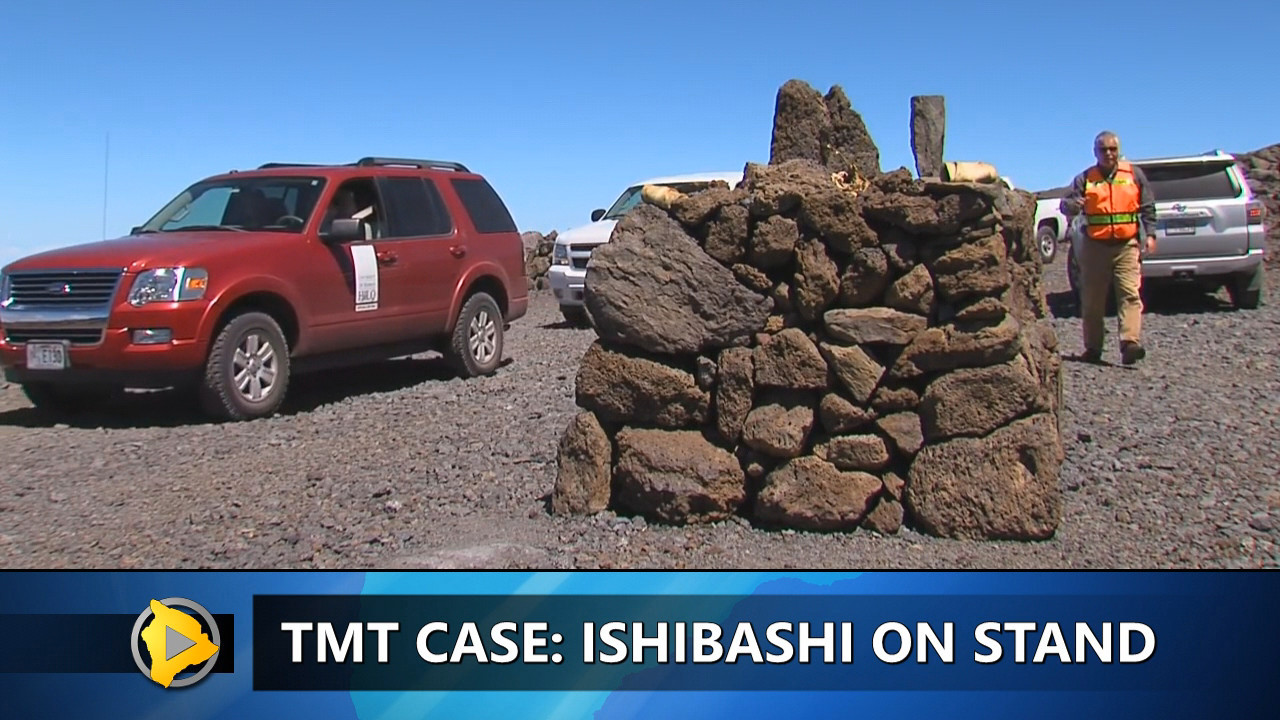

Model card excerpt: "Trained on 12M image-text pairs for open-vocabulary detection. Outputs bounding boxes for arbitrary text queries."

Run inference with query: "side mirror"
[324,218,364,243]
[129,226,143,235]
[590,209,605,222]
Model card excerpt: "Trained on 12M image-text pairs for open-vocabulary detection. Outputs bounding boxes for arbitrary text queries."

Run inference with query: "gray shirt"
[1059,163,1157,237]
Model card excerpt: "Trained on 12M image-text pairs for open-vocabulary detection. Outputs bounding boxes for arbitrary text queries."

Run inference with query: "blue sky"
[2,0,1275,267]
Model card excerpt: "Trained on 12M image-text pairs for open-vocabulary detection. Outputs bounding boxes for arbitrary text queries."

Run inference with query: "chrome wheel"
[1037,225,1057,263]
[468,309,497,365]
[446,292,503,378]
[232,332,278,402]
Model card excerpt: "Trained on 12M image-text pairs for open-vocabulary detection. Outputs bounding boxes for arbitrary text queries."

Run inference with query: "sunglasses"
[1097,146,1120,153]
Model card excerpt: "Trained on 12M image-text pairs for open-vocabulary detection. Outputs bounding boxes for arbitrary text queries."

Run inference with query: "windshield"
[137,176,327,233]
[601,181,729,220]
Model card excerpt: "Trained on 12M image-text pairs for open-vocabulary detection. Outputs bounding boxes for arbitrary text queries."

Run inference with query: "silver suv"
[1067,150,1268,309]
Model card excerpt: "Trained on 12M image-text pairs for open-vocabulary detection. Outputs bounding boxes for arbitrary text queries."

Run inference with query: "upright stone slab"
[910,95,946,178]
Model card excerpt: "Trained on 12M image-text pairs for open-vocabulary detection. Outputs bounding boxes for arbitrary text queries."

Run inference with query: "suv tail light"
[1246,201,1264,225]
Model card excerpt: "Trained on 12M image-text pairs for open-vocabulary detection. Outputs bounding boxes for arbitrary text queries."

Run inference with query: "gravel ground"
[0,257,1277,569]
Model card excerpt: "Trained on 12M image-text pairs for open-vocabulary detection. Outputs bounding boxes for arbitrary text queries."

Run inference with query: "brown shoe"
[1079,348,1102,363]
[1121,341,1146,365]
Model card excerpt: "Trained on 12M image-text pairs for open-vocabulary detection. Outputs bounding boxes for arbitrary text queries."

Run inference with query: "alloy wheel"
[232,331,278,403]
[468,309,497,365]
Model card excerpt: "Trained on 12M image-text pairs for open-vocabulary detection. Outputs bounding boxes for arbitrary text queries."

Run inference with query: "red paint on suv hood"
[4,231,284,273]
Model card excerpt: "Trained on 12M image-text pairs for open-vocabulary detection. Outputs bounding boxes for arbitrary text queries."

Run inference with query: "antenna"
[101,131,110,239]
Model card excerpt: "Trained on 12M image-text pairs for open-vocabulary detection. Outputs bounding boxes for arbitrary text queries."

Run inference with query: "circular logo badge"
[130,597,222,688]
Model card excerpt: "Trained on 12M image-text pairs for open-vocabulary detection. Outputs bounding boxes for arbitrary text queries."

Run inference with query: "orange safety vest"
[1083,160,1141,242]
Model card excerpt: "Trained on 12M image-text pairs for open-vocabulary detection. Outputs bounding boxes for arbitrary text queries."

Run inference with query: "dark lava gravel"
[0,259,1276,569]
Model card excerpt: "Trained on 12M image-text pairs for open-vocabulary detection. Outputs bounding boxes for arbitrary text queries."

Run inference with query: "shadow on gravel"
[278,355,476,416]
[1046,285,1237,319]
[0,355,510,429]
[0,391,210,429]
[1061,354,1138,370]
[1045,290,1082,318]
[539,320,592,330]
[1142,286,1237,315]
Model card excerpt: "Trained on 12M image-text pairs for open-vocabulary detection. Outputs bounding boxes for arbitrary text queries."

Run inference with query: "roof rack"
[355,157,470,172]
[1132,150,1238,165]
[254,157,471,172]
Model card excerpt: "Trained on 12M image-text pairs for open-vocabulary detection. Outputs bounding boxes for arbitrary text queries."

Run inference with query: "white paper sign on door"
[351,244,379,312]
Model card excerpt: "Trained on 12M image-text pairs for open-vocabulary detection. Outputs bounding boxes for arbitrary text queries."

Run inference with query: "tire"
[199,311,290,421]
[1036,223,1058,264]
[1226,265,1264,310]
[21,383,120,415]
[560,305,589,326]
[1067,241,1082,298]
[446,292,504,377]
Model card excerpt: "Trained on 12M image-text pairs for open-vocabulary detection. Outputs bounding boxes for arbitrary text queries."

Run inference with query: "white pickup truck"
[547,170,744,324]
[1032,186,1071,264]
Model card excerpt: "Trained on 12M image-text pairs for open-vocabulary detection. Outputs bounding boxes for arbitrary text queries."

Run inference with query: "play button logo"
[130,597,222,688]
[166,625,196,660]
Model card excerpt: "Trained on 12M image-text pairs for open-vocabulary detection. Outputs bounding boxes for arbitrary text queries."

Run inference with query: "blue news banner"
[0,571,1278,719]
[251,587,1278,696]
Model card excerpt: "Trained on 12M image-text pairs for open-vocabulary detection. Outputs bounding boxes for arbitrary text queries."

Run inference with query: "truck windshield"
[601,181,727,220]
[136,176,327,233]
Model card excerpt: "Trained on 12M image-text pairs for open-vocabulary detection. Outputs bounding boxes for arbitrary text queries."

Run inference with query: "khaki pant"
[1079,237,1142,352]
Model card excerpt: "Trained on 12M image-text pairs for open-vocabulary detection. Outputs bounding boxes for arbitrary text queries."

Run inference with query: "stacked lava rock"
[522,230,558,290]
[551,80,1065,541]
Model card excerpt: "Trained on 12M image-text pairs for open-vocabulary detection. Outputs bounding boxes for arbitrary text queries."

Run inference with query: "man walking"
[1060,131,1158,365]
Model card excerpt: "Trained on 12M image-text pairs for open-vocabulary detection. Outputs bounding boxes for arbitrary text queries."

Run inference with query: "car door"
[373,175,463,338]
[300,176,407,353]
[1139,159,1251,260]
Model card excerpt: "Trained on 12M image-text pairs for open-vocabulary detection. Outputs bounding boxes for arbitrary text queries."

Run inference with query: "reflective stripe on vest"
[1083,160,1141,242]
[1086,212,1140,225]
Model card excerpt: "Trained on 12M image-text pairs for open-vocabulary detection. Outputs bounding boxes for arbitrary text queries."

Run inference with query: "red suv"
[0,157,529,421]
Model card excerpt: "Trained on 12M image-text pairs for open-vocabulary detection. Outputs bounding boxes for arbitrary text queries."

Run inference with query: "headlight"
[128,267,209,306]
[552,244,569,266]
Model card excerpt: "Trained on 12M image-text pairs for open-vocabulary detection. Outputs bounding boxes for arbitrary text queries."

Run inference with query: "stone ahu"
[551,79,1065,541]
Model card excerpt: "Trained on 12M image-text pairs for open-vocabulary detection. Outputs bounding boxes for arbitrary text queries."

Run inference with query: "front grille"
[5,328,104,345]
[5,269,123,307]
[569,244,595,270]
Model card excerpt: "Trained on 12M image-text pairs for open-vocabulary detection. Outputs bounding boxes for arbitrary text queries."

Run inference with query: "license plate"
[26,341,68,370]
[1165,219,1197,236]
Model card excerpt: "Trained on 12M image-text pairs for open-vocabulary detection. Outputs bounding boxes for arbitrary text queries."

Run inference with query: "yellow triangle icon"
[138,599,220,688]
